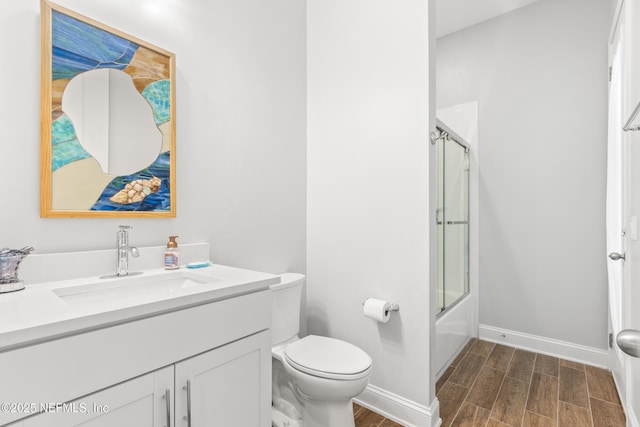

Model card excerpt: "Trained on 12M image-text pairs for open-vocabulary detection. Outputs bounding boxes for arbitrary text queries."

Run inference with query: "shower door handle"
[609,252,626,261]
[617,330,640,358]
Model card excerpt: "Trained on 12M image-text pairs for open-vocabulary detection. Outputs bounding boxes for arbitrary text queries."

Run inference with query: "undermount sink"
[52,270,221,307]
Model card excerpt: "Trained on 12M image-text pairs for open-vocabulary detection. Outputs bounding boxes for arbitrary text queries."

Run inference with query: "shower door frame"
[436,120,470,317]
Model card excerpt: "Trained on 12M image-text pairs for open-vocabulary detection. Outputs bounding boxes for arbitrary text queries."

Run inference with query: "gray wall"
[307,0,436,418]
[437,0,611,349]
[1,0,306,275]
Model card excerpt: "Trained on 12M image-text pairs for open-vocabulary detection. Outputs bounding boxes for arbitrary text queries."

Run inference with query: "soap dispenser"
[164,236,180,270]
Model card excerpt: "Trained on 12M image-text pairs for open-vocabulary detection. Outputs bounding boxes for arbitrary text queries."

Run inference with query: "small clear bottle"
[164,236,180,270]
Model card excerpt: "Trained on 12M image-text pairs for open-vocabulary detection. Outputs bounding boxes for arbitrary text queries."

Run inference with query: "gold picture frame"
[40,0,176,217]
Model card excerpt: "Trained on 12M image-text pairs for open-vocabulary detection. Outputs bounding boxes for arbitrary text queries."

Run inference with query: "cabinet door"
[175,330,271,427]
[24,366,174,427]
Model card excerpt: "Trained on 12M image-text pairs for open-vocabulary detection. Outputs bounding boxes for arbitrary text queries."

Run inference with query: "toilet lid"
[284,335,372,380]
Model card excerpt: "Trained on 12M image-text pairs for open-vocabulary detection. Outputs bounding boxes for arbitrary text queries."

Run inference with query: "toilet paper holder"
[362,298,400,313]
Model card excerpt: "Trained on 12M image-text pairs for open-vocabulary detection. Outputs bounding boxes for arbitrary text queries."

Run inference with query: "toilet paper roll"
[363,298,391,323]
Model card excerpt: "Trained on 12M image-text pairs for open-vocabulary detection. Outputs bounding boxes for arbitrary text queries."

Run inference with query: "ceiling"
[436,0,543,38]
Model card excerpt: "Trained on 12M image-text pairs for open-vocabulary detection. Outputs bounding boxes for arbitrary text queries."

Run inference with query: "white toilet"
[271,273,373,427]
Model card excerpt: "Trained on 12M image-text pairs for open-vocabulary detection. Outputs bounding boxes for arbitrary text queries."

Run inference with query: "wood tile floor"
[353,402,403,427]
[353,339,626,427]
[437,339,626,427]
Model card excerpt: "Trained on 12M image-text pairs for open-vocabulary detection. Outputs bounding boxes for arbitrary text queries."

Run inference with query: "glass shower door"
[436,131,469,314]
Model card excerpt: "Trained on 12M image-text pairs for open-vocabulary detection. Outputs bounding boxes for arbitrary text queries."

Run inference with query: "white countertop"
[0,264,279,353]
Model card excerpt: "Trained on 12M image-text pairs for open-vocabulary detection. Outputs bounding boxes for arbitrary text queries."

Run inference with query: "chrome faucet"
[116,225,139,276]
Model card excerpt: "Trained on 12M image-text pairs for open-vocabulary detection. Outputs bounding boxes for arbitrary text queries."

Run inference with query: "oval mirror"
[62,68,162,177]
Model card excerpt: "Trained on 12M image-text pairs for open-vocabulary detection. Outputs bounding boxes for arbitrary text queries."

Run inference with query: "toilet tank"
[271,273,305,346]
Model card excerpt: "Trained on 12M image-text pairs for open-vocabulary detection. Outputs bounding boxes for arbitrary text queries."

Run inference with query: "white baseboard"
[355,384,440,427]
[479,324,608,368]
[628,407,640,427]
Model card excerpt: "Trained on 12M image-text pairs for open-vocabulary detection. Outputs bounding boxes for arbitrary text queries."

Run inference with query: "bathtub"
[435,292,473,379]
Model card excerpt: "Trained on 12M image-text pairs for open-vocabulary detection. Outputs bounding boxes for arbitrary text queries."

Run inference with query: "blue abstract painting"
[46,4,174,215]
[90,152,171,212]
[52,10,139,80]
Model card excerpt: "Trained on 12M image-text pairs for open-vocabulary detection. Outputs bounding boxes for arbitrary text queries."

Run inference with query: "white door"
[620,98,640,427]
[174,331,271,427]
[608,0,627,407]
[24,366,174,427]
[610,2,640,426]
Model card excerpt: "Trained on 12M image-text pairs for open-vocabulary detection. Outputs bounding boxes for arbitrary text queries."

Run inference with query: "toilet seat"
[284,335,372,380]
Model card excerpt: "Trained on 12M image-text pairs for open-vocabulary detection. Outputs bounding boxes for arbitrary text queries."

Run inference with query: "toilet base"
[272,407,303,427]
[301,399,356,427]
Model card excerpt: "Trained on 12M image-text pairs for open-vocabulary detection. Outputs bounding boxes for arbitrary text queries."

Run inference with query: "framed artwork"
[40,0,176,217]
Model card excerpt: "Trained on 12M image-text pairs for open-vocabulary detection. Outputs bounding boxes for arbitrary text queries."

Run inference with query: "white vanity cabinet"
[175,330,271,427]
[0,289,272,427]
[16,330,270,427]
